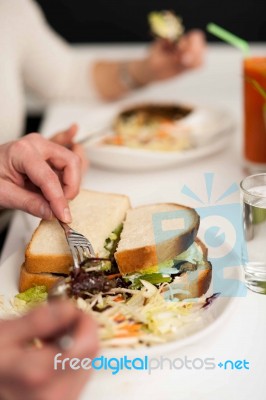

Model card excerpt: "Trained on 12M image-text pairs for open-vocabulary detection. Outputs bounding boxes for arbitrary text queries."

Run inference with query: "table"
[1,44,266,400]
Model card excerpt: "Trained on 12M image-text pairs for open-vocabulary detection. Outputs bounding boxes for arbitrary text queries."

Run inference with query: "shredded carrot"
[122,323,142,332]
[114,313,126,323]
[156,130,169,139]
[114,332,140,338]
[111,136,124,145]
[113,295,124,302]
[115,324,142,338]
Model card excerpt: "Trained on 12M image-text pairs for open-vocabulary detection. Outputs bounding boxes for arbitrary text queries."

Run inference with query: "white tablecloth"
[1,44,266,400]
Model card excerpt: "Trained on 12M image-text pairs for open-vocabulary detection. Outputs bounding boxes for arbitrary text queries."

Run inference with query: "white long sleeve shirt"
[0,0,97,143]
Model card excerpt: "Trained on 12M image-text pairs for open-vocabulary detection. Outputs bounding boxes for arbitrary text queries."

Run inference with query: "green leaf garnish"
[16,286,47,304]
[131,273,171,289]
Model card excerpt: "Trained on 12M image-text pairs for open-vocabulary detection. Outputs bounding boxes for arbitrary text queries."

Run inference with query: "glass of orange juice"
[243,57,266,172]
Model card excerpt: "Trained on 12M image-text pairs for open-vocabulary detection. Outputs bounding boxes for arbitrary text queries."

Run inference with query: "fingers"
[0,303,98,399]
[72,144,89,175]
[20,154,72,222]
[12,135,82,221]
[177,30,206,68]
[67,312,99,360]
[41,141,82,200]
[1,133,83,222]
[0,180,53,220]
[34,137,82,200]
[50,124,79,146]
[0,302,98,398]
[0,301,80,345]
[50,124,88,176]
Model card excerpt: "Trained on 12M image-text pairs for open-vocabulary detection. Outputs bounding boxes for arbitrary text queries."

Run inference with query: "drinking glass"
[240,173,266,293]
[243,57,266,173]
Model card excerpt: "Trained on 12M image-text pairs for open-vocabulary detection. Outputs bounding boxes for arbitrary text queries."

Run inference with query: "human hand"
[0,301,99,400]
[146,30,206,81]
[50,124,88,174]
[0,133,82,222]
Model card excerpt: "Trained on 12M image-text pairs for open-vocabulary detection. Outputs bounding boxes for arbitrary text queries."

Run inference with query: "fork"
[58,221,96,273]
[46,221,96,348]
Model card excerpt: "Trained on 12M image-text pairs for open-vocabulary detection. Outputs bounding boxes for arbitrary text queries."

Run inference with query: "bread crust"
[115,203,200,275]
[24,189,131,273]
[24,220,72,273]
[162,238,212,300]
[20,238,212,300]
[25,253,73,274]
[19,264,61,292]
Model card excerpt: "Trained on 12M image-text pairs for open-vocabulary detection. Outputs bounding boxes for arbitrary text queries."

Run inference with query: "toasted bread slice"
[20,239,211,299]
[25,190,130,274]
[19,264,61,292]
[115,203,199,275]
[162,238,212,300]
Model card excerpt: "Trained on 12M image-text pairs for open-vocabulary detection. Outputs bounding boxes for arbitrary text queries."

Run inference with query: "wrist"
[126,59,154,87]
[118,59,154,91]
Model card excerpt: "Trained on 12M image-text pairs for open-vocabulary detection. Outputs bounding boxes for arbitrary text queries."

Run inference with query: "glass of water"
[240,173,266,294]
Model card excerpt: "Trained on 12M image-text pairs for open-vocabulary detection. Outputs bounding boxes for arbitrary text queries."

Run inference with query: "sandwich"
[18,196,213,347]
[114,204,212,300]
[19,189,131,292]
[19,196,211,302]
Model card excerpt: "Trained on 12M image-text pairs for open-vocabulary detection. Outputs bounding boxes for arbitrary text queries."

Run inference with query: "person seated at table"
[0,133,98,400]
[0,0,206,144]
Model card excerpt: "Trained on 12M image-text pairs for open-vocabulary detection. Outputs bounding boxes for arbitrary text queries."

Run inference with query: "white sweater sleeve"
[20,0,98,102]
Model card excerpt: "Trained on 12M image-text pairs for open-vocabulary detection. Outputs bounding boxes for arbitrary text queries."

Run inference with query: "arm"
[93,30,206,100]
[20,0,97,101]
[19,1,205,102]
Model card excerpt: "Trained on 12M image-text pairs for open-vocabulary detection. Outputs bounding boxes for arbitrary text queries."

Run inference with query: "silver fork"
[46,221,96,349]
[58,221,96,273]
[48,221,96,299]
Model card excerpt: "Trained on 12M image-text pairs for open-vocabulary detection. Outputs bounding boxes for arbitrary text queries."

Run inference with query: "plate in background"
[82,105,235,171]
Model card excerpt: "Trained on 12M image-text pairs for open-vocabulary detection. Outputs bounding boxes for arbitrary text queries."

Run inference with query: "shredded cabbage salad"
[0,281,210,348]
[0,232,215,348]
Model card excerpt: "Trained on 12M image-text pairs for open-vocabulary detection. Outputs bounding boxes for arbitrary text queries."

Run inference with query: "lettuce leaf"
[16,286,47,304]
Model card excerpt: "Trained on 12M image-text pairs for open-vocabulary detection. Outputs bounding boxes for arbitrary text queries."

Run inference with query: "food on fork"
[148,10,184,42]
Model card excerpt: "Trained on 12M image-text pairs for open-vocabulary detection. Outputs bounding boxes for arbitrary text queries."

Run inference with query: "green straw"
[207,22,250,56]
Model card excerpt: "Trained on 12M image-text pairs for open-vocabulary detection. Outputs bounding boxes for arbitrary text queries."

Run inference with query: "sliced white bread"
[25,190,131,274]
[162,238,212,300]
[19,264,61,292]
[115,203,199,275]
[19,239,211,297]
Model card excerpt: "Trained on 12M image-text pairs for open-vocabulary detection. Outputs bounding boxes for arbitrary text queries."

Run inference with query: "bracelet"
[118,62,143,90]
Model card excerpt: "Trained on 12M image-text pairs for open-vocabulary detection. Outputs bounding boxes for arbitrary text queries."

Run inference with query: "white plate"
[0,243,241,357]
[82,105,235,172]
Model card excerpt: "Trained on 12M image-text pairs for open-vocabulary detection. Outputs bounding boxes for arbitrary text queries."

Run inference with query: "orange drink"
[244,57,266,172]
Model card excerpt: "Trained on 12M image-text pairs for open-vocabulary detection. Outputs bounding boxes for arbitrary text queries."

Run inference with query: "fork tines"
[59,221,96,271]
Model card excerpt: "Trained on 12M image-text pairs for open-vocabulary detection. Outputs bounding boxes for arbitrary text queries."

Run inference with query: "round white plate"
[82,105,235,172]
[0,244,241,357]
